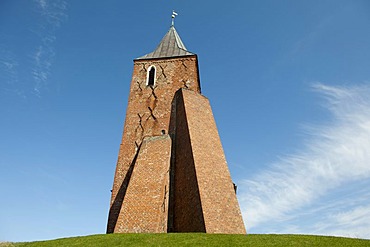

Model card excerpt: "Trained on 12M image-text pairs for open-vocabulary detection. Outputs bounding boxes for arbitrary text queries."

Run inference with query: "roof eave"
[134,53,197,62]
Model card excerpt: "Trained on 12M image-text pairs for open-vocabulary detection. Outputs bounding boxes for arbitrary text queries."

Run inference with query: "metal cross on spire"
[171,10,178,26]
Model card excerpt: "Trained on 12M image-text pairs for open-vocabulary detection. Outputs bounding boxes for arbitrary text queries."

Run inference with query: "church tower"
[107,16,246,234]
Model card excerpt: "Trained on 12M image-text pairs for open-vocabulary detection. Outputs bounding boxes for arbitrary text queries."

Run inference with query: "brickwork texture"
[107,55,246,234]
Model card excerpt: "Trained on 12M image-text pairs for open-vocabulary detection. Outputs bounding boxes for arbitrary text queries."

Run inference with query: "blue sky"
[1,0,370,242]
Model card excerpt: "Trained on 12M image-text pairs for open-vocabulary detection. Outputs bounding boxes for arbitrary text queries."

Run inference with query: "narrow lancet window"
[147,66,156,86]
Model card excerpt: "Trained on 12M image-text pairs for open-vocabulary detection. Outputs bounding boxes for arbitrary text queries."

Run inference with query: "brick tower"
[107,19,246,234]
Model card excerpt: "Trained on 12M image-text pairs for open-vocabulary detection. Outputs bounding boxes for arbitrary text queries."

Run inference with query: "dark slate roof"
[136,26,195,60]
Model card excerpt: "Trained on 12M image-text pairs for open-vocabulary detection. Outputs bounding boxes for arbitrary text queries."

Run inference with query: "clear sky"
[1,0,370,242]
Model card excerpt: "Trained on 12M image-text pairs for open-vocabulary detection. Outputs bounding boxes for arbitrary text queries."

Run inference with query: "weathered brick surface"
[169,90,206,232]
[115,135,171,233]
[107,56,200,233]
[107,55,246,234]
[178,89,246,234]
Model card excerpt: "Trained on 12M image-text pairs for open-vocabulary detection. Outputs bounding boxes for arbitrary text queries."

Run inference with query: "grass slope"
[4,234,370,247]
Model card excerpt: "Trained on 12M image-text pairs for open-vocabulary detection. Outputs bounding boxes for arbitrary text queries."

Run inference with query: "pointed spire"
[136,13,195,60]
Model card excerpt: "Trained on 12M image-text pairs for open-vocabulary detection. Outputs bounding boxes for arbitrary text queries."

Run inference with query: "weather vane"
[171,10,178,26]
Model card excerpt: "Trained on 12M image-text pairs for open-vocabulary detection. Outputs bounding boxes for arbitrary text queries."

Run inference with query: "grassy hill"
[2,233,370,247]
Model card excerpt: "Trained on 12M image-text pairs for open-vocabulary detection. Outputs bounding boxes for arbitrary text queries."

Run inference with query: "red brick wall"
[114,135,171,233]
[107,55,245,234]
[107,56,200,233]
[169,90,206,232]
[179,89,246,234]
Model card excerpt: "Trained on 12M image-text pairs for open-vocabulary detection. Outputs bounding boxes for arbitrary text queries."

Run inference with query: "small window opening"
[147,66,155,86]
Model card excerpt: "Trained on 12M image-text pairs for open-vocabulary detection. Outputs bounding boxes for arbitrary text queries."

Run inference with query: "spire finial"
[171,10,178,26]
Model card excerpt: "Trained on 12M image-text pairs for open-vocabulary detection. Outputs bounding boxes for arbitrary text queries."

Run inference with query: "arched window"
[147,66,156,86]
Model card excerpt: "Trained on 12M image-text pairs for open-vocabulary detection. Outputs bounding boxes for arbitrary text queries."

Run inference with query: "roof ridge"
[172,26,187,50]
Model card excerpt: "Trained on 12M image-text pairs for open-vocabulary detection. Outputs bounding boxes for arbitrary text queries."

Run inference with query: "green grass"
[4,233,370,247]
